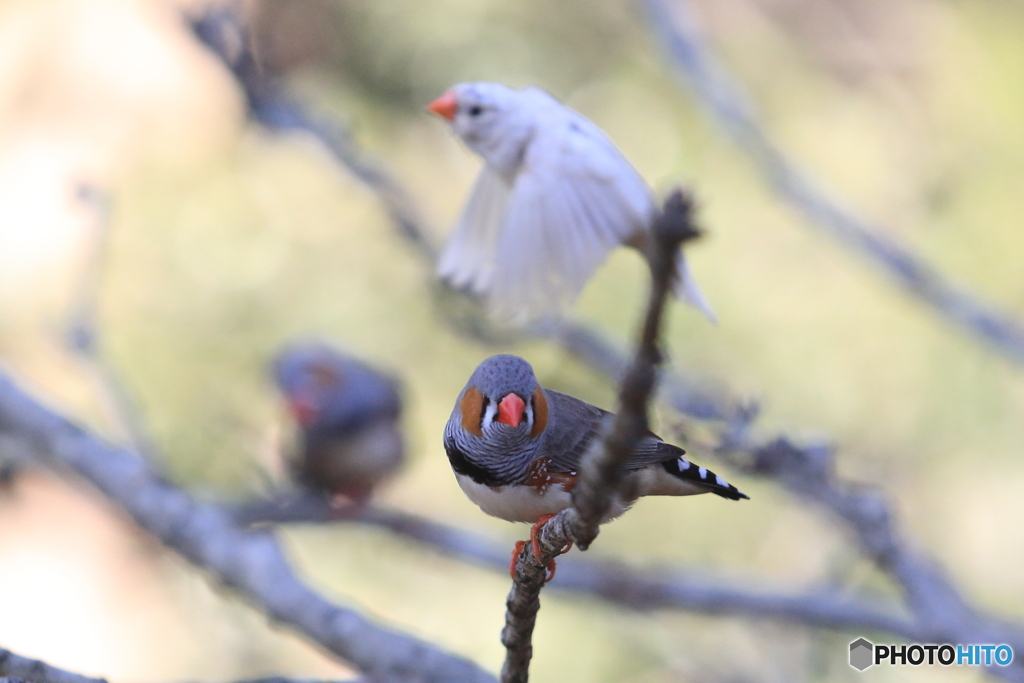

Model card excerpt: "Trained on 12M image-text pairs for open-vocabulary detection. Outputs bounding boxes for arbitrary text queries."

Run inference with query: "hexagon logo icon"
[850,638,874,671]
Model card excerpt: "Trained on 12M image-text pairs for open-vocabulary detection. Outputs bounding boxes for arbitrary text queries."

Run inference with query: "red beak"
[497,393,526,427]
[288,392,319,427]
[427,90,458,121]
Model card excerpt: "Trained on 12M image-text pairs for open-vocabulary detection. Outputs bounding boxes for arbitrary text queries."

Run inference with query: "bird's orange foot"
[510,540,558,583]
[510,540,527,578]
[529,513,574,558]
[528,514,557,560]
[510,515,574,582]
[527,514,573,583]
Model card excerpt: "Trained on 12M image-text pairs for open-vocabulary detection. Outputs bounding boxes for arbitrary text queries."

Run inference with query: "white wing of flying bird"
[436,165,511,295]
[488,109,652,319]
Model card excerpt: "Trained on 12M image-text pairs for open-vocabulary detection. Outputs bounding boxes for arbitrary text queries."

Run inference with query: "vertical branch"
[500,190,703,683]
[566,190,702,547]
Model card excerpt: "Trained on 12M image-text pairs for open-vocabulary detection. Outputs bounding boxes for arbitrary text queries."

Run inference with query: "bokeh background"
[1,0,1023,681]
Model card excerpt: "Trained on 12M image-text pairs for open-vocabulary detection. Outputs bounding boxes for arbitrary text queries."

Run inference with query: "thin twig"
[500,192,700,683]
[0,373,495,683]
[639,0,1024,366]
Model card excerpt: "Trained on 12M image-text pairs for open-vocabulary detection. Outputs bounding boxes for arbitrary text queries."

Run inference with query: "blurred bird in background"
[273,343,404,504]
[444,355,746,577]
[428,82,717,323]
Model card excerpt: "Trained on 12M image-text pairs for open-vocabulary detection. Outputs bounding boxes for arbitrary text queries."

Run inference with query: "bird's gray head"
[273,343,350,425]
[427,82,541,174]
[273,342,400,432]
[456,354,549,440]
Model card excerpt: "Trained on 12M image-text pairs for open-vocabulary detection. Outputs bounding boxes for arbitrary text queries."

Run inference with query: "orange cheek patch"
[530,387,548,438]
[460,386,484,436]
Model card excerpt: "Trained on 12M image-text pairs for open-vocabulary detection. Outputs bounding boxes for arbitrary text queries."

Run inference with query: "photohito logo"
[849,638,1014,671]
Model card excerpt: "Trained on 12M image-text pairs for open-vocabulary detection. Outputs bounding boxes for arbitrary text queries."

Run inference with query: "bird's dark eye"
[468,105,483,117]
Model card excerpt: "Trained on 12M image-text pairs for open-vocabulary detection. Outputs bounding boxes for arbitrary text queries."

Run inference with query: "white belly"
[455,473,638,523]
[456,474,573,523]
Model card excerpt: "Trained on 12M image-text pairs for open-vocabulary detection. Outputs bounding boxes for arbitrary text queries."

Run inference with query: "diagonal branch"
[0,648,107,683]
[639,0,1024,366]
[0,649,370,683]
[0,372,495,683]
[740,438,1024,680]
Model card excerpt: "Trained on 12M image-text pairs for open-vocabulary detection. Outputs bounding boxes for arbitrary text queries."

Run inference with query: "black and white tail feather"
[661,450,749,501]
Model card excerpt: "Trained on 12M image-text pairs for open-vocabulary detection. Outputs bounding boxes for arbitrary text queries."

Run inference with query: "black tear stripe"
[661,457,749,501]
[446,443,506,487]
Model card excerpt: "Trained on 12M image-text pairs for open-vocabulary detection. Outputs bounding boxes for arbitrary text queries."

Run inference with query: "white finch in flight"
[428,81,716,322]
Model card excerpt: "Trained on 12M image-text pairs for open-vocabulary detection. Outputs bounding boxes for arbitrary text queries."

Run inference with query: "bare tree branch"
[0,373,495,683]
[233,494,923,639]
[500,192,700,683]
[739,438,1024,680]
[639,0,1024,366]
[0,646,374,683]
[0,648,107,683]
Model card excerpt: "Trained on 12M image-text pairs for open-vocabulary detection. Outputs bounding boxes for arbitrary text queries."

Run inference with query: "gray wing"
[542,389,683,473]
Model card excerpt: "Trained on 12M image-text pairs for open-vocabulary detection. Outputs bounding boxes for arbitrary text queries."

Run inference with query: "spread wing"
[541,389,682,473]
[437,165,511,295]
[486,115,655,320]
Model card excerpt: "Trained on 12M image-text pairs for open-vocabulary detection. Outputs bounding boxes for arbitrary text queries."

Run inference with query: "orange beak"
[427,90,458,121]
[497,393,526,427]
